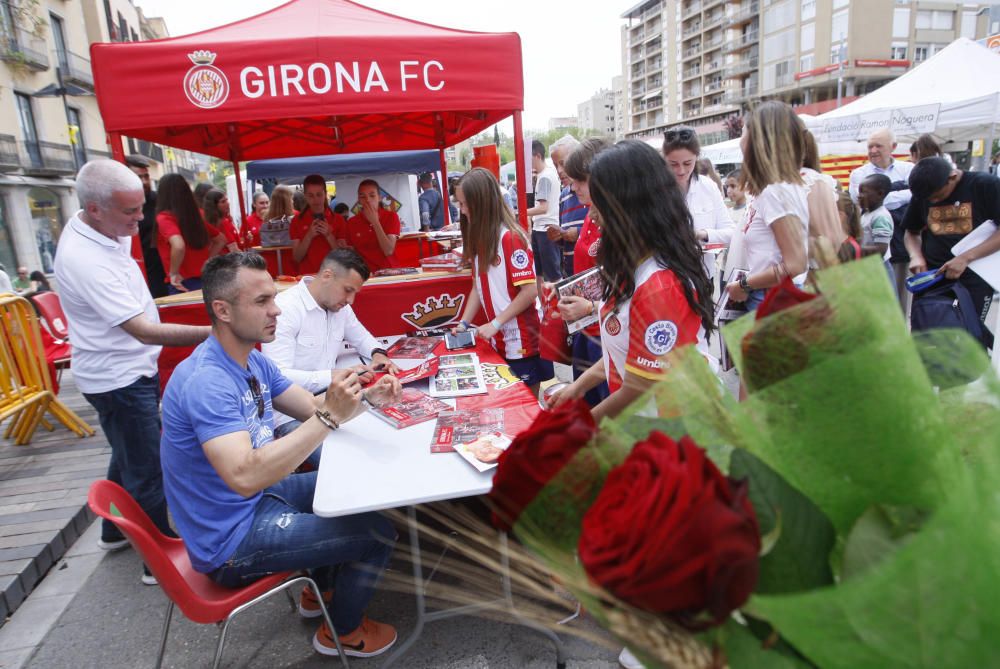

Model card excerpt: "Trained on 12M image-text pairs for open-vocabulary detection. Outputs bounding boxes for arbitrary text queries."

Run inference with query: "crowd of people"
[30,99,1000,667]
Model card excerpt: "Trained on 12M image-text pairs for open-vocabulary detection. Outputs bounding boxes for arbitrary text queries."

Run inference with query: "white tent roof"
[815,38,1000,143]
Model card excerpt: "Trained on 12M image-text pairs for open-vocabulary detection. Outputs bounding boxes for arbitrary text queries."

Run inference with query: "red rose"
[578,432,759,629]
[489,399,597,531]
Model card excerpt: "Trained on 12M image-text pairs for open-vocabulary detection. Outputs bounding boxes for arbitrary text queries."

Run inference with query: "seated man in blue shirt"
[160,252,402,659]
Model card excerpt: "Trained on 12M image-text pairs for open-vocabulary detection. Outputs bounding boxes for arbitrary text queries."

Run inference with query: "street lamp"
[32,66,93,169]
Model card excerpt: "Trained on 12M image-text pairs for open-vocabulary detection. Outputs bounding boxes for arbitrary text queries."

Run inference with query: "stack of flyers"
[555,267,604,334]
[394,358,439,384]
[365,388,451,429]
[431,408,505,453]
[386,336,441,360]
[428,353,488,398]
[455,433,512,472]
[420,251,463,272]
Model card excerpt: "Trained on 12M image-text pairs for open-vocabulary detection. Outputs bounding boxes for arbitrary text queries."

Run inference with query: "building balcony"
[682,23,703,39]
[683,87,703,102]
[682,2,702,20]
[178,166,196,182]
[704,59,723,75]
[682,66,701,81]
[647,58,662,70]
[683,44,702,60]
[62,51,94,89]
[19,141,75,175]
[703,35,724,53]
[774,73,794,89]
[723,30,759,53]
[85,148,112,161]
[705,80,725,94]
[725,2,759,27]
[704,0,724,10]
[0,34,49,71]
[0,134,19,172]
[724,57,758,78]
[722,84,758,104]
[703,13,725,30]
[628,30,645,45]
[137,140,165,163]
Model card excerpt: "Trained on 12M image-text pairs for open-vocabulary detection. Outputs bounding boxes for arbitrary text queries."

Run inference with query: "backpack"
[911,280,993,350]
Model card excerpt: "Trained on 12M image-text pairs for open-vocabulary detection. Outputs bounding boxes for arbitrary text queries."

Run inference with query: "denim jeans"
[571,332,609,407]
[210,471,396,635]
[83,374,174,541]
[273,420,322,469]
[531,230,563,282]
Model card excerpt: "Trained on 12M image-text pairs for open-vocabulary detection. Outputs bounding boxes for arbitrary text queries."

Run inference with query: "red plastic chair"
[87,480,349,669]
[28,292,69,341]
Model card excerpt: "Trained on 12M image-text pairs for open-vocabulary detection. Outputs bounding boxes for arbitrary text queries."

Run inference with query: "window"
[961,11,978,39]
[831,41,846,64]
[0,197,20,275]
[50,14,68,71]
[763,27,795,63]
[1,2,14,37]
[799,53,814,72]
[800,23,815,52]
[893,8,910,38]
[14,93,40,168]
[28,188,62,274]
[890,43,907,60]
[764,0,794,32]
[916,10,932,30]
[914,45,928,62]
[801,0,815,21]
[832,0,848,8]
[117,12,127,42]
[932,10,953,30]
[775,59,793,87]
[831,9,849,43]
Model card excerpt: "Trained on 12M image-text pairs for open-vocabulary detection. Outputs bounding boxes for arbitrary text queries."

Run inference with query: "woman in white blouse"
[662,126,734,280]
[724,101,809,311]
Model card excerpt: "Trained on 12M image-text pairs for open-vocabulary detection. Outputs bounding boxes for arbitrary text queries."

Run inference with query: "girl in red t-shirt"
[453,168,554,396]
[550,141,715,421]
[203,189,240,254]
[156,175,226,294]
[241,191,270,249]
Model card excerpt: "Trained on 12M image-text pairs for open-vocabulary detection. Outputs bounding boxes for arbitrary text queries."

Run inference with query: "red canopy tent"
[90,0,529,223]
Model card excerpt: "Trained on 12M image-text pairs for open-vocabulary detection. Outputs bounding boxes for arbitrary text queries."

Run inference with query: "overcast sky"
[133,0,626,132]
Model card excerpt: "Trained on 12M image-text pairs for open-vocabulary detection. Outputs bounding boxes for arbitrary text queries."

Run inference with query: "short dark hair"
[202,252,268,323]
[418,172,433,184]
[321,248,370,281]
[358,178,381,193]
[908,157,953,200]
[303,174,326,190]
[193,182,214,208]
[862,173,892,198]
[726,168,743,181]
[531,140,546,159]
[124,154,150,169]
[333,202,350,216]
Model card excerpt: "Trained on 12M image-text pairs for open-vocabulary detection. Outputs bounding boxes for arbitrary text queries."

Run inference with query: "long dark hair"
[457,168,527,270]
[156,174,209,249]
[202,189,228,228]
[588,140,714,335]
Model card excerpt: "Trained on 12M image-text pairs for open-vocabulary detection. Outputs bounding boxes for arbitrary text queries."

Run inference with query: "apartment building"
[577,87,616,137]
[612,74,627,139]
[623,0,991,146]
[0,0,201,276]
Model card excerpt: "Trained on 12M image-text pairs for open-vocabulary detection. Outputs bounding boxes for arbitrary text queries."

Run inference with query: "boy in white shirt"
[858,174,894,258]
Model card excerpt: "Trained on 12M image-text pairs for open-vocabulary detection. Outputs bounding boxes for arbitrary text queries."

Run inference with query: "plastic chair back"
[29,292,69,340]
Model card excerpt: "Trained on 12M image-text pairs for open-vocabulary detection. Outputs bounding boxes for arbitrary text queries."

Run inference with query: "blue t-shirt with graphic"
[161,336,293,573]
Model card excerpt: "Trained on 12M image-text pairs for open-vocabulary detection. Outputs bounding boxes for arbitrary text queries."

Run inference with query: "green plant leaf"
[747,461,1000,669]
[840,505,927,581]
[730,449,835,595]
[716,619,815,669]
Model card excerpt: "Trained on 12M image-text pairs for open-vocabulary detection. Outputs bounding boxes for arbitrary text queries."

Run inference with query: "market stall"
[90,0,531,227]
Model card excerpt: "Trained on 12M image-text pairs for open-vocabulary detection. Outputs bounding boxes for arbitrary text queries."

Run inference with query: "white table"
[312,364,565,668]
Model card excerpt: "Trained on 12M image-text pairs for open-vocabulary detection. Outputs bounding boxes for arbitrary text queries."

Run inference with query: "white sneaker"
[97,537,129,552]
[619,646,646,669]
[141,566,158,586]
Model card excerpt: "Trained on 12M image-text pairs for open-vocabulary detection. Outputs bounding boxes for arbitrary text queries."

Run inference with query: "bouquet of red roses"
[485,257,1000,668]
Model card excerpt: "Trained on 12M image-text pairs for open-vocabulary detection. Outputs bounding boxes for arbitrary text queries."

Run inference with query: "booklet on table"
[428,353,488,397]
[555,267,603,334]
[365,388,451,429]
[430,408,505,453]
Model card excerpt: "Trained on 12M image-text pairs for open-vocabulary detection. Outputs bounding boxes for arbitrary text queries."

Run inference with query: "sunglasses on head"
[665,128,695,142]
[247,376,265,419]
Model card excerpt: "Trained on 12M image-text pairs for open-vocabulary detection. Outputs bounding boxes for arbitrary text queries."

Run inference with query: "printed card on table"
[431,408,505,453]
[428,353,488,398]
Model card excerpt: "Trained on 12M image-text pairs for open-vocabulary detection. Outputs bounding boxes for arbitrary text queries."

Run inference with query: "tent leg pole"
[513,111,528,232]
[109,132,125,162]
[231,157,248,229]
[438,148,450,224]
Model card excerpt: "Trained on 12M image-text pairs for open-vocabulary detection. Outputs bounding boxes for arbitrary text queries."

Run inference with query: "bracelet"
[491,318,503,330]
[460,319,471,329]
[738,274,751,292]
[314,409,339,431]
[590,300,597,316]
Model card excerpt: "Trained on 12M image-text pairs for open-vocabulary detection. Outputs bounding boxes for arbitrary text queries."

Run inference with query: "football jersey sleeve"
[289,213,309,241]
[503,230,536,286]
[624,272,701,381]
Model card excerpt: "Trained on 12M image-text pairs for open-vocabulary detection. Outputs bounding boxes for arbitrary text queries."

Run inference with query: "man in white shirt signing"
[262,248,399,451]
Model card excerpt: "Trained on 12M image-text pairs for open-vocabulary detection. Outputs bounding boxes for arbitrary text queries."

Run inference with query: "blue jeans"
[83,374,174,541]
[210,471,396,635]
[274,420,322,469]
[531,230,563,282]
[571,332,610,407]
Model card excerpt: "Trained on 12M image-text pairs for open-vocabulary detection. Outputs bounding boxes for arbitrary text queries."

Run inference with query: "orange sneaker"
[312,616,398,658]
[298,587,333,619]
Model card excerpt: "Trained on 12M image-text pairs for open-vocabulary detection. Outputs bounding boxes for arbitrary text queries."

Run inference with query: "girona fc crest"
[183,50,229,109]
